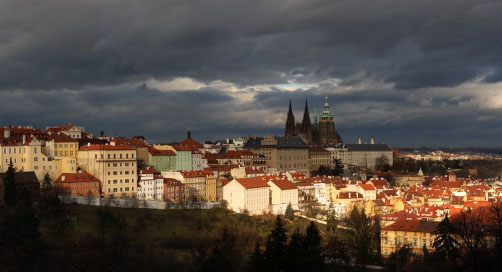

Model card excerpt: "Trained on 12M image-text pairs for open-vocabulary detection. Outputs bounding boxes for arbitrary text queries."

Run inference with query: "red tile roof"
[56,172,100,183]
[382,220,438,233]
[358,183,376,191]
[179,169,214,178]
[337,192,364,199]
[141,168,160,175]
[268,179,297,190]
[110,138,148,147]
[235,177,270,189]
[180,137,203,149]
[48,132,77,143]
[148,146,176,156]
[79,145,134,151]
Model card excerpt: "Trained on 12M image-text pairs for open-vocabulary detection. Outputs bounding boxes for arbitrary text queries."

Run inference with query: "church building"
[285,96,342,146]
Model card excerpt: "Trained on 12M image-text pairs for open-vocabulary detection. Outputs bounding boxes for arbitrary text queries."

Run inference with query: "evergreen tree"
[344,207,380,269]
[324,234,349,272]
[264,216,287,271]
[303,221,325,271]
[285,227,304,271]
[42,173,52,189]
[249,241,264,272]
[285,203,294,220]
[4,159,16,207]
[433,213,459,263]
[326,210,338,234]
[333,158,344,176]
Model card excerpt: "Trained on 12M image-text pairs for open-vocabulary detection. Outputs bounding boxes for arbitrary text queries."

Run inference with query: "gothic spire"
[302,99,311,128]
[285,99,296,136]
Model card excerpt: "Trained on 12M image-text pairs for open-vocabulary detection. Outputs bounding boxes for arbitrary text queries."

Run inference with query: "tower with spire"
[284,96,342,146]
[318,96,342,145]
[285,100,297,137]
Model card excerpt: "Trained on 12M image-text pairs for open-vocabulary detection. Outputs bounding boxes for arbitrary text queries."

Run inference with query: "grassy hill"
[34,204,322,271]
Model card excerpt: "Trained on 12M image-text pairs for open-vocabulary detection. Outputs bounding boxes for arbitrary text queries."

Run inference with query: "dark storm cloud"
[1,0,502,145]
[2,0,502,89]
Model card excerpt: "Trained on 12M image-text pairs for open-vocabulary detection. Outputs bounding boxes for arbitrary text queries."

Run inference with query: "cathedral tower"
[318,96,342,145]
[301,99,313,144]
[285,100,296,137]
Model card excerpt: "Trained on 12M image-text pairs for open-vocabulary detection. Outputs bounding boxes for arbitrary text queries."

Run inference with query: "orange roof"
[174,145,193,151]
[358,183,376,191]
[48,132,77,143]
[235,177,270,189]
[269,179,297,190]
[110,138,148,147]
[56,172,100,183]
[79,145,134,151]
[179,169,214,178]
[221,178,230,186]
[164,178,184,186]
[141,168,160,175]
[296,181,313,187]
[338,192,364,199]
[382,220,438,233]
[148,146,176,156]
[180,137,203,149]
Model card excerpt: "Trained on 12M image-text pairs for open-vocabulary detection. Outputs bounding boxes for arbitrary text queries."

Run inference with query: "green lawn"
[40,204,323,251]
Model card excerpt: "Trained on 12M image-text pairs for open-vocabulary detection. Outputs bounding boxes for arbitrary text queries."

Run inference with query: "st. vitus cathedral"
[285,96,342,146]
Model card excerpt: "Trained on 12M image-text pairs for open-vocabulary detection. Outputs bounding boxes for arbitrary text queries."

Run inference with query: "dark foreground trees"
[249,216,326,272]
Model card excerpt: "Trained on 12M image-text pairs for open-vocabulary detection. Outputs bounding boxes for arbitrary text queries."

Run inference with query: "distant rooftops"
[344,144,391,152]
[244,135,309,149]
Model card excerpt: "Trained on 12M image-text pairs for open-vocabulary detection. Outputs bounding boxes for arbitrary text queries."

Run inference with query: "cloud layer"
[1,0,502,146]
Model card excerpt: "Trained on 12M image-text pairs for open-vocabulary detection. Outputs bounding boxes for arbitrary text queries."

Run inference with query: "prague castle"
[285,96,342,146]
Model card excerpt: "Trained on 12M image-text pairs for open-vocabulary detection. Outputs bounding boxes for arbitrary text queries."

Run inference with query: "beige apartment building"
[381,220,439,256]
[0,137,57,181]
[223,177,270,215]
[179,170,207,201]
[244,134,310,176]
[309,146,331,172]
[77,144,137,197]
[267,178,299,214]
[45,132,79,158]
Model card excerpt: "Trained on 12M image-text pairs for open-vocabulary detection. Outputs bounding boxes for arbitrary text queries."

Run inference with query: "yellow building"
[46,132,79,158]
[381,220,438,256]
[204,170,218,201]
[77,144,137,197]
[0,137,57,181]
[53,157,77,178]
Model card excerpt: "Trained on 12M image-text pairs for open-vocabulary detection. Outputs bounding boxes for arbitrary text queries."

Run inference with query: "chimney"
[22,134,26,145]
[87,143,91,146]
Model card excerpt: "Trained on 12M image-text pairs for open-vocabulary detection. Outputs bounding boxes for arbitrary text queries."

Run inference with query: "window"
[34,157,38,162]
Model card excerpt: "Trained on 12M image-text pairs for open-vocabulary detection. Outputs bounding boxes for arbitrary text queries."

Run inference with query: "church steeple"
[285,99,296,137]
[314,107,318,125]
[302,99,311,128]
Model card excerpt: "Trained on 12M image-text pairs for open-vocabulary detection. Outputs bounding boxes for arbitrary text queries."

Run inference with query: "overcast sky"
[1,0,502,146]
